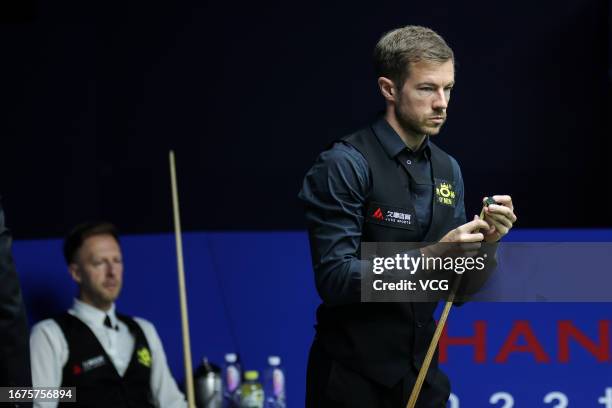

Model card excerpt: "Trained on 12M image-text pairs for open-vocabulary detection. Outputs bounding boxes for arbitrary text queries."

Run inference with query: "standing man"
[30,222,186,408]
[299,26,517,407]
[0,198,32,408]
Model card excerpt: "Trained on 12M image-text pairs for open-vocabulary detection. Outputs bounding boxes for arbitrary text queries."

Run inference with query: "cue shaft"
[406,206,488,408]
[169,150,196,408]
[406,287,456,408]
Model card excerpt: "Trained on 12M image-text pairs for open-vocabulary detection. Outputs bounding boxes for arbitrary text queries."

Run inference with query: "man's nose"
[432,89,448,110]
[105,261,118,276]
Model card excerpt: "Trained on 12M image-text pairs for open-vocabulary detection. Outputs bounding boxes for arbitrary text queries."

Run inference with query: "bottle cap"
[268,356,281,366]
[244,370,259,381]
[225,353,237,363]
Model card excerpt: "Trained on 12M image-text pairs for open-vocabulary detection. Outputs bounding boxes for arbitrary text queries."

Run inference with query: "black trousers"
[306,340,449,408]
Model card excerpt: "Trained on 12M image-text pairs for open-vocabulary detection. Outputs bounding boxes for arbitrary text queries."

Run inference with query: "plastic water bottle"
[222,353,242,408]
[264,356,286,408]
[239,370,264,408]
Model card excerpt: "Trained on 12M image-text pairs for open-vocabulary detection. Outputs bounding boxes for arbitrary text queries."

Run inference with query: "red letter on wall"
[494,321,551,363]
[558,320,610,363]
[439,321,487,363]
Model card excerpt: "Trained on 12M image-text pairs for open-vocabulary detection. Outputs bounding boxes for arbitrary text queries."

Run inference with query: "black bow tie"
[103,315,118,331]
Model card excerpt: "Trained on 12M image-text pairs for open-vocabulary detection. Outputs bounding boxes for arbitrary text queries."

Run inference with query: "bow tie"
[103,315,118,331]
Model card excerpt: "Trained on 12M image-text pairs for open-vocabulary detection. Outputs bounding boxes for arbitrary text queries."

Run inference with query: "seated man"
[30,222,186,408]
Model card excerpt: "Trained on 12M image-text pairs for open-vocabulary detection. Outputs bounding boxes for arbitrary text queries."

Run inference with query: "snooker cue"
[406,204,488,408]
[169,150,196,408]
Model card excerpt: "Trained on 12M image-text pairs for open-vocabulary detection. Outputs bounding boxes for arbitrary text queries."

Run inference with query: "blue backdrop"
[14,229,612,407]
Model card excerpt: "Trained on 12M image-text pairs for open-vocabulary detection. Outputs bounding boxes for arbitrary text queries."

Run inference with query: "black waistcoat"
[315,125,459,388]
[54,312,154,408]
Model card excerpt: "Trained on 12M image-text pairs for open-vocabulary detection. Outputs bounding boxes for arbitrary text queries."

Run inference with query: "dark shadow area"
[0,0,610,238]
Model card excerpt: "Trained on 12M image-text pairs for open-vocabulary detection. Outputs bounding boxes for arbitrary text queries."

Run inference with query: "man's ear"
[378,77,397,103]
[69,263,82,284]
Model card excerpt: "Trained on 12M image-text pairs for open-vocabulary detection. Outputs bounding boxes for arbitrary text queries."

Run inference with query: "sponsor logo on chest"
[370,204,414,227]
[435,180,456,207]
[81,355,106,372]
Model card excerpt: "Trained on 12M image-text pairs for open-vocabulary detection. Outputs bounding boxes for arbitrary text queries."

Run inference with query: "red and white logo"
[372,208,384,220]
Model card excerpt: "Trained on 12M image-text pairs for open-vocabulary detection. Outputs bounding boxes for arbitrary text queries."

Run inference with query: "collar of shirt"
[372,117,431,160]
[70,298,118,330]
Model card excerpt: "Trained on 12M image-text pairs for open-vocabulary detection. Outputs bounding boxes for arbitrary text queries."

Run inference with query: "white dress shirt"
[30,299,187,408]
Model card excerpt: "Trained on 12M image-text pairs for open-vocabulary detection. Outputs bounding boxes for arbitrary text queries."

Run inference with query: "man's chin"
[422,124,443,136]
[101,290,120,304]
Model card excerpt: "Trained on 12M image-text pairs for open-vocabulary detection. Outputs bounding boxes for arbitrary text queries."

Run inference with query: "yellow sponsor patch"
[137,347,152,368]
[435,181,456,207]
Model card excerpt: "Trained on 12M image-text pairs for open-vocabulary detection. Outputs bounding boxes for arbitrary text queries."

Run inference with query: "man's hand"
[422,216,490,258]
[482,195,517,242]
[441,216,490,243]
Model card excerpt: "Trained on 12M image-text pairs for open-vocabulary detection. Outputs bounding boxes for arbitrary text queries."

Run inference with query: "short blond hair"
[374,25,454,88]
